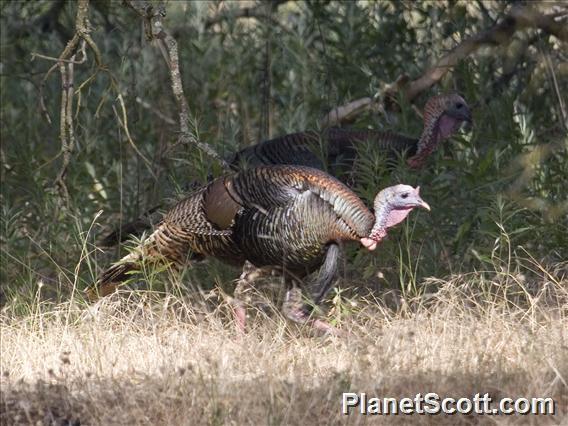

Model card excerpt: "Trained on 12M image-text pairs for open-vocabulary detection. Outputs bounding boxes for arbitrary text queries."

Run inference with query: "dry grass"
[1,262,567,425]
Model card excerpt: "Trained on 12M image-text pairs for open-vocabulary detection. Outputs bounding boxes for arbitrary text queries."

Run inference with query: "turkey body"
[232,128,417,172]
[231,92,472,172]
[92,165,374,299]
[226,166,374,274]
[90,165,430,334]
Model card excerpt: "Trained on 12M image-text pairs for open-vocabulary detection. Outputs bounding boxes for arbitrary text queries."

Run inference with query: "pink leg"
[233,301,247,334]
[282,286,342,336]
[232,261,273,333]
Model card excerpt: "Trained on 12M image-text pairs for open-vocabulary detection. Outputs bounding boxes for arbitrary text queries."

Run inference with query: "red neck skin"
[407,114,460,168]
[366,205,413,246]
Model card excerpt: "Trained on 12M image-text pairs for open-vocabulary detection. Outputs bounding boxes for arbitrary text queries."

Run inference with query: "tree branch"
[320,97,375,128]
[401,5,567,104]
[33,0,103,201]
[123,0,231,170]
[322,4,568,126]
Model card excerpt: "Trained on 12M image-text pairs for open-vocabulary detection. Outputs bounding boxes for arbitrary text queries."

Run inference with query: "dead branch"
[54,59,69,200]
[322,4,568,126]
[401,5,567,104]
[510,6,568,43]
[33,0,107,201]
[124,0,231,170]
[320,98,375,128]
[543,52,568,132]
[112,94,158,181]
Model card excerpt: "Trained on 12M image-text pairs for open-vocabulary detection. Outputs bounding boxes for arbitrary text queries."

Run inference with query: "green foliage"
[1,1,566,308]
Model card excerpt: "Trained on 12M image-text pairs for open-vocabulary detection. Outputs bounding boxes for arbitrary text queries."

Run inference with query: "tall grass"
[5,214,566,422]
[1,244,566,425]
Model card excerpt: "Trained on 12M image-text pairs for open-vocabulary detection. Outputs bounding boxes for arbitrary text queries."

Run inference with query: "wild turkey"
[101,93,468,247]
[87,165,430,334]
[231,93,471,171]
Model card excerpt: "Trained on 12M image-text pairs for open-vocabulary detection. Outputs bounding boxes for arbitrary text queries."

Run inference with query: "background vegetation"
[1,1,566,424]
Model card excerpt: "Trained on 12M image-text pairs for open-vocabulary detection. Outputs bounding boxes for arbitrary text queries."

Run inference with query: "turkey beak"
[414,187,431,211]
[418,199,431,211]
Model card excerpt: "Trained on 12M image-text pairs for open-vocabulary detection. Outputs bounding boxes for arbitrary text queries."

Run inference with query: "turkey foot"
[283,286,342,336]
[232,261,275,333]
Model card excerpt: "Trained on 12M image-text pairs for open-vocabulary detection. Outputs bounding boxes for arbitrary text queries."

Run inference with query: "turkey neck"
[407,113,460,168]
[367,202,392,242]
[367,201,414,243]
[406,117,434,167]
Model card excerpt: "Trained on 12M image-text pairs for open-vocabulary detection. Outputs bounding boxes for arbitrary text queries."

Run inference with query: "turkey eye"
[456,102,463,109]
[401,193,409,199]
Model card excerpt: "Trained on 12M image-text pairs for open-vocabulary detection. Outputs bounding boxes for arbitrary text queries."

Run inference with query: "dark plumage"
[100,93,469,248]
[88,166,430,333]
[231,93,471,171]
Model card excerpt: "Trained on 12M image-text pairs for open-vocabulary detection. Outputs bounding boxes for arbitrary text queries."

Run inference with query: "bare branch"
[320,98,374,128]
[33,0,109,200]
[123,0,231,170]
[400,5,567,104]
[113,94,158,181]
[510,6,568,43]
[323,4,568,126]
[54,50,77,204]
[31,52,85,64]
[543,52,568,132]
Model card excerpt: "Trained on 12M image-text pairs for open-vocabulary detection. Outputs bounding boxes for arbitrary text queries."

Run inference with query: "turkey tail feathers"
[84,255,140,301]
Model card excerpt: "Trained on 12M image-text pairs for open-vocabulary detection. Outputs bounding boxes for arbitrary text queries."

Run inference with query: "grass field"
[1,258,566,425]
